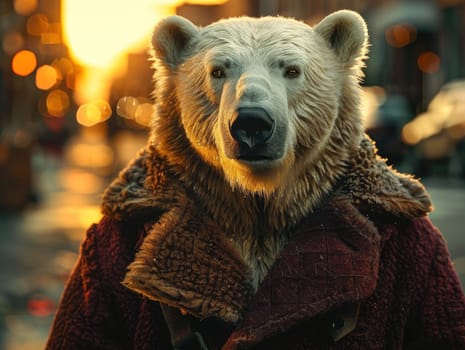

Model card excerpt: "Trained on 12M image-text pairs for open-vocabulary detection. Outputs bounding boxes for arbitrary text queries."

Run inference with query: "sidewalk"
[424,177,465,288]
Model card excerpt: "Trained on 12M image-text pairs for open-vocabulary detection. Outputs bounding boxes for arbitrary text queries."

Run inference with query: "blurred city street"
[0,132,146,350]
[0,137,464,350]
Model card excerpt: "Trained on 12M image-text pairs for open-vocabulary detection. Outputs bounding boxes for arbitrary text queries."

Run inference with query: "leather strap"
[160,304,208,350]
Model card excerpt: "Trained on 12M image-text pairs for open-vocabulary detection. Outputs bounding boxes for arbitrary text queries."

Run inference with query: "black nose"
[230,108,274,148]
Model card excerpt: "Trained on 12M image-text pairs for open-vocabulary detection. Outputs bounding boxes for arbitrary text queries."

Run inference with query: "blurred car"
[402,80,465,177]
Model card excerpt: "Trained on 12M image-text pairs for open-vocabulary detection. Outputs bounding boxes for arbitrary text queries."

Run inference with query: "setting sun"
[62,0,172,67]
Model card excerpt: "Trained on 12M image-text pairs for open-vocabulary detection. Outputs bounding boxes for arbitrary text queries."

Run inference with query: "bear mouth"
[227,142,282,165]
[238,154,274,162]
[235,145,276,163]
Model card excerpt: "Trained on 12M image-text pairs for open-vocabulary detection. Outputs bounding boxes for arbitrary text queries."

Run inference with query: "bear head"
[149,10,368,197]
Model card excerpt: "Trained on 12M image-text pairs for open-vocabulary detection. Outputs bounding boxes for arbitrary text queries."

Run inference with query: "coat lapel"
[122,192,255,323]
[122,190,381,347]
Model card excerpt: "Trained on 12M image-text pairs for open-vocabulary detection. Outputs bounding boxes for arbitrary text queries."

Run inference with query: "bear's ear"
[151,16,199,68]
[314,10,368,67]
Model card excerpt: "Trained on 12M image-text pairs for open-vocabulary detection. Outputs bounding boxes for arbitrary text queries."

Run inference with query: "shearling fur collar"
[102,136,431,327]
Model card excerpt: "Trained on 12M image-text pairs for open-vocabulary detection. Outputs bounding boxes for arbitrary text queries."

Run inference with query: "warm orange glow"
[135,102,153,127]
[73,68,114,105]
[361,86,386,129]
[14,0,38,16]
[62,0,228,122]
[36,65,59,90]
[51,57,74,89]
[385,24,416,48]
[402,114,437,145]
[187,0,229,3]
[41,22,62,45]
[46,89,70,117]
[77,206,104,227]
[66,143,115,168]
[418,51,440,73]
[66,71,76,90]
[62,0,230,67]
[116,96,139,119]
[76,104,100,126]
[28,297,55,317]
[402,81,465,145]
[76,100,112,127]
[52,57,73,75]
[27,13,49,36]
[59,169,104,194]
[2,31,24,55]
[11,49,37,76]
[62,0,174,67]
[117,96,153,127]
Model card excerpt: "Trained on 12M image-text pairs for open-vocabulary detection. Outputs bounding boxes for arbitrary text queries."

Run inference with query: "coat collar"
[102,136,431,222]
[102,136,431,344]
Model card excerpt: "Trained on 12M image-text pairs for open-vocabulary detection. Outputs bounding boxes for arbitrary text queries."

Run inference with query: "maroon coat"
[46,146,465,349]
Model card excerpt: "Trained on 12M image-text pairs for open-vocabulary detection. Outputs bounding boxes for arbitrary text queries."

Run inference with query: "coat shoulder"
[82,215,156,286]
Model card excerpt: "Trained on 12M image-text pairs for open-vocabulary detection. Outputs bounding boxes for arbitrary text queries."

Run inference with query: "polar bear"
[148,11,369,285]
[46,11,465,350]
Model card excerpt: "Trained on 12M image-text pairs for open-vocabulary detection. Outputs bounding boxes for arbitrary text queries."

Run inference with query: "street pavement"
[0,136,464,350]
[423,177,465,288]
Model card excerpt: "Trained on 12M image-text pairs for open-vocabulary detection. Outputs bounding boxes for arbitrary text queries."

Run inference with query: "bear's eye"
[284,67,300,79]
[211,67,226,79]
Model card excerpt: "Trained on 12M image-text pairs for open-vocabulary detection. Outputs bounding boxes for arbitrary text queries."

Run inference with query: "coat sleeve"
[406,219,465,349]
[45,223,123,350]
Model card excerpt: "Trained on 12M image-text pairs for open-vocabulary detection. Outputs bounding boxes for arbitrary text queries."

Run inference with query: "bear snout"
[222,107,288,163]
[230,107,274,149]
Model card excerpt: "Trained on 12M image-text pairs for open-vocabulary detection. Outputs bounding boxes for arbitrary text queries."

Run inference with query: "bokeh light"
[11,49,37,76]
[35,65,59,90]
[117,96,152,127]
[66,71,76,90]
[27,13,50,37]
[46,89,70,117]
[2,31,24,55]
[76,100,112,127]
[402,81,465,145]
[13,0,38,16]
[418,51,441,73]
[27,297,55,317]
[135,102,153,127]
[52,57,73,75]
[385,24,417,48]
[50,57,75,90]
[116,96,139,119]
[402,114,437,145]
[41,22,62,45]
